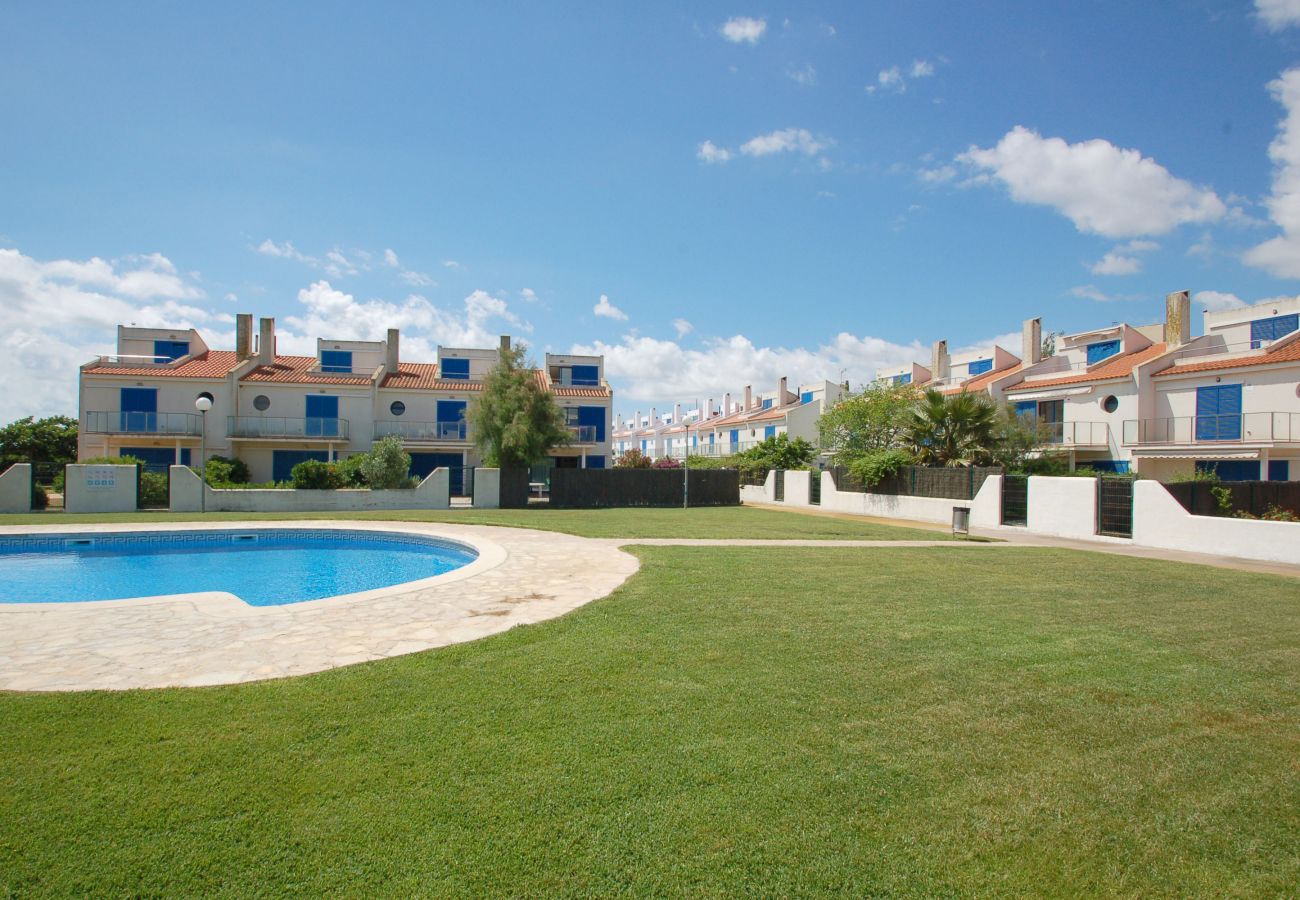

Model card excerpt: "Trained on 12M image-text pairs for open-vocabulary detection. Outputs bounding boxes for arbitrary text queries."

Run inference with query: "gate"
[1097,476,1133,538]
[773,469,785,502]
[136,463,171,510]
[1001,474,1028,526]
[809,469,821,505]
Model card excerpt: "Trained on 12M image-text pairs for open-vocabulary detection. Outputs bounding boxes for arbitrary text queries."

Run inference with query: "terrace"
[82,410,204,436]
[227,416,351,440]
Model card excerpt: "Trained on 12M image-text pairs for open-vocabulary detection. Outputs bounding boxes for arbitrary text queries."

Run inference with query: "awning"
[1130,449,1259,460]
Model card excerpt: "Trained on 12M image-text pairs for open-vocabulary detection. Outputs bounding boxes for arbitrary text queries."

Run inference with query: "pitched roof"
[1154,337,1300,377]
[240,355,373,385]
[379,363,484,391]
[940,362,1024,396]
[1004,343,1167,393]
[82,350,241,379]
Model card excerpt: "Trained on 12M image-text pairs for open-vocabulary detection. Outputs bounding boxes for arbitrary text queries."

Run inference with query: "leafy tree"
[0,415,78,468]
[734,433,817,475]
[359,435,414,489]
[846,448,914,487]
[469,343,570,469]
[906,389,1000,467]
[817,381,919,464]
[614,449,652,468]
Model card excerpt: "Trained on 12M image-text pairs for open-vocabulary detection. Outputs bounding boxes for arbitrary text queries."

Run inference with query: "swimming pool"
[0,529,479,606]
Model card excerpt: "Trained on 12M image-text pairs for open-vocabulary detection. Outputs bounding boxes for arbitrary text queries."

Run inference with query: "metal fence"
[1162,480,1300,518]
[549,468,740,508]
[828,465,1002,500]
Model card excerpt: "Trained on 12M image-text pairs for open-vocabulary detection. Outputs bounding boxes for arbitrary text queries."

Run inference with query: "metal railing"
[1122,412,1300,445]
[1041,421,1109,447]
[567,425,598,443]
[227,416,350,439]
[89,354,180,367]
[84,410,203,435]
[373,420,468,441]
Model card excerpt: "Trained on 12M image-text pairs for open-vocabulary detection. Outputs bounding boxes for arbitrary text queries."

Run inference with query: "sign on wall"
[84,466,120,491]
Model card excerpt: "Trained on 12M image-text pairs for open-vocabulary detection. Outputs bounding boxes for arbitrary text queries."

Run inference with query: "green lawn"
[0,504,951,540]
[2,547,1297,895]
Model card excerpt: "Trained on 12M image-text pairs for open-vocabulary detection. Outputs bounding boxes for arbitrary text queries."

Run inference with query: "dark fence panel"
[828,465,1001,501]
[499,468,532,508]
[550,468,739,508]
[1162,480,1300,518]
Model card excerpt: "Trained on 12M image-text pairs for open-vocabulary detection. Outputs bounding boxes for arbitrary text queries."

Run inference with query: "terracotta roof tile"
[241,355,373,385]
[1154,336,1300,377]
[940,361,1024,396]
[82,350,241,379]
[379,363,485,391]
[1005,343,1167,393]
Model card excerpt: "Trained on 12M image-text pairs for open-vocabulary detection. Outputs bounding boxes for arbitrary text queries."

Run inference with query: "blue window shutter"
[120,447,190,471]
[730,429,738,443]
[436,400,467,422]
[319,350,352,373]
[1251,314,1299,348]
[764,425,776,439]
[586,455,606,469]
[153,340,189,362]
[800,391,814,404]
[1014,400,1037,417]
[120,388,158,432]
[570,365,599,386]
[305,395,339,437]
[897,373,911,385]
[1268,460,1290,481]
[709,432,715,444]
[1218,385,1242,440]
[762,398,773,409]
[967,358,993,375]
[578,406,605,441]
[1086,340,1121,365]
[440,357,470,379]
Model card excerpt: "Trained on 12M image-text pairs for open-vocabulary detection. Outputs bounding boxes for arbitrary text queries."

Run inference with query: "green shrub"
[615,449,653,468]
[359,435,414,489]
[204,454,249,484]
[846,448,913,487]
[31,483,48,510]
[336,453,369,487]
[291,459,344,490]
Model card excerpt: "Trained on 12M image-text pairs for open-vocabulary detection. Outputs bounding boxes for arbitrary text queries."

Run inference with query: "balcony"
[373,420,467,442]
[1123,413,1300,446]
[228,416,350,440]
[1040,421,1110,448]
[84,410,203,436]
[567,425,599,443]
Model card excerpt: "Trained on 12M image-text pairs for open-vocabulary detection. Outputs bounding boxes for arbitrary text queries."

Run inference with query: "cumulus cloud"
[1244,69,1300,277]
[256,239,313,264]
[787,64,817,87]
[1090,239,1159,276]
[1070,284,1115,303]
[593,294,628,320]
[1257,0,1300,29]
[0,247,215,420]
[673,318,693,338]
[383,248,400,267]
[959,126,1227,238]
[1194,290,1247,312]
[866,59,936,94]
[740,128,828,157]
[720,16,766,44]
[697,140,733,164]
[573,332,927,407]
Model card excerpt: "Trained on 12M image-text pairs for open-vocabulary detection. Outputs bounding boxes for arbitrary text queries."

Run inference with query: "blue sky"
[3,1,1300,420]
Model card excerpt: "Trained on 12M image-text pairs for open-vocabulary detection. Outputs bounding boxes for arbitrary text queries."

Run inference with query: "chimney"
[930,341,950,381]
[235,313,254,360]
[635,410,641,430]
[674,402,682,424]
[257,317,276,366]
[723,392,732,417]
[651,407,658,429]
[1165,290,1190,347]
[777,377,788,407]
[499,334,511,357]
[385,328,400,373]
[706,398,714,419]
[1022,317,1042,365]
[744,385,753,410]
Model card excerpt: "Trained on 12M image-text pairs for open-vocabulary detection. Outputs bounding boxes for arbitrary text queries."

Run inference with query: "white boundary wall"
[0,463,32,513]
[1025,476,1099,539]
[473,468,500,509]
[1132,480,1300,564]
[818,470,1000,527]
[740,470,775,504]
[65,464,137,513]
[169,466,450,513]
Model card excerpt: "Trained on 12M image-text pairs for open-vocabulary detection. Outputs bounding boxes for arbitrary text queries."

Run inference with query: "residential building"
[78,315,613,486]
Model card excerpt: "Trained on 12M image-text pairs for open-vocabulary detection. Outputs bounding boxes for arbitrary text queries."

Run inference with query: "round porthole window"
[1102,395,1119,413]
[196,391,214,404]
[390,400,406,417]
[253,395,271,411]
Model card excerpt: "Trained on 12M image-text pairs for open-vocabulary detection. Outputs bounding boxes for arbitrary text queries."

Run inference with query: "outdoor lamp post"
[195,395,212,513]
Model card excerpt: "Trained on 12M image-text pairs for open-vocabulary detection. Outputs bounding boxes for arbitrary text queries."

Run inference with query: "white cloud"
[959,126,1227,238]
[593,294,628,321]
[323,248,358,279]
[1089,239,1159,276]
[1257,0,1300,29]
[0,247,216,420]
[740,128,828,158]
[918,165,957,184]
[1194,290,1247,312]
[720,16,766,44]
[697,140,733,164]
[1070,284,1115,302]
[876,66,904,92]
[909,59,935,78]
[572,332,927,406]
[867,59,936,94]
[400,270,435,287]
[256,239,314,264]
[1244,68,1300,277]
[673,318,693,338]
[442,259,463,270]
[787,64,817,87]
[520,288,539,303]
[384,248,400,267]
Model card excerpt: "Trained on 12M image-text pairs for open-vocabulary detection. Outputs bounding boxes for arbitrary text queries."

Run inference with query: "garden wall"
[1131,480,1300,565]
[169,466,450,513]
[0,463,32,513]
[819,470,1002,526]
[65,464,137,513]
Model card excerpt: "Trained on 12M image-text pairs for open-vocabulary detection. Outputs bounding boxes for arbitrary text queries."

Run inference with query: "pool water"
[0,530,478,606]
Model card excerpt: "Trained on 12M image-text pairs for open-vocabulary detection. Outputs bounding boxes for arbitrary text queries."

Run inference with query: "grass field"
[2,545,1297,896]
[0,504,951,540]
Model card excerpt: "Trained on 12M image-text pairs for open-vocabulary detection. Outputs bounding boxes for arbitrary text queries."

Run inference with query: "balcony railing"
[227,416,349,440]
[373,420,467,441]
[84,410,204,436]
[1123,412,1300,446]
[567,425,599,443]
[1040,421,1110,447]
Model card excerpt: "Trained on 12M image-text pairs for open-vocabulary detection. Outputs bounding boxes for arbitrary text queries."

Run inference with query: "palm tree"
[906,389,1000,467]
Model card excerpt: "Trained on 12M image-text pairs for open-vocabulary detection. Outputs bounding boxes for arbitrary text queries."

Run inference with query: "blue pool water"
[0,530,478,606]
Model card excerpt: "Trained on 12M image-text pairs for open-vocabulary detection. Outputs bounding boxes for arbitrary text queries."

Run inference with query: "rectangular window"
[1249,313,1299,348]
[319,350,352,373]
[120,387,158,433]
[586,455,606,469]
[967,358,993,376]
[1196,460,1260,482]
[1014,400,1037,418]
[800,390,814,404]
[893,373,912,385]
[578,406,605,442]
[762,398,774,409]
[729,429,738,444]
[273,450,329,483]
[570,365,600,386]
[1268,460,1290,481]
[1195,384,1242,441]
[440,357,470,380]
[764,425,776,439]
[1086,339,1121,365]
[153,340,189,362]
[121,446,191,471]
[305,395,339,437]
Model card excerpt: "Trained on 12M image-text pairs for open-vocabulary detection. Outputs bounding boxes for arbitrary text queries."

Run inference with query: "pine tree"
[468,343,570,469]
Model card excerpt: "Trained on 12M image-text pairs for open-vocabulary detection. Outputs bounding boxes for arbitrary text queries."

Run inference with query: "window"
[1014,400,1037,418]
[120,388,157,432]
[1102,395,1119,413]
[967,358,993,376]
[196,391,214,404]
[892,373,912,385]
[570,365,600,386]
[762,398,774,409]
[1195,384,1242,441]
[800,390,814,404]
[253,394,271,411]
[764,425,776,439]
[153,340,189,362]
[1249,313,1299,348]
[389,401,406,417]
[1086,339,1121,365]
[319,350,352,373]
[305,395,339,437]
[440,357,470,380]
[1268,460,1290,481]
[1196,460,1259,481]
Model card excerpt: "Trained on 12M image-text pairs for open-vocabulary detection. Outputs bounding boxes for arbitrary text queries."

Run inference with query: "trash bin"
[951,506,971,536]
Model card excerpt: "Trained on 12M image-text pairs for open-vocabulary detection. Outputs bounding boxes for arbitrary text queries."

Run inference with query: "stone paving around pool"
[0,521,640,691]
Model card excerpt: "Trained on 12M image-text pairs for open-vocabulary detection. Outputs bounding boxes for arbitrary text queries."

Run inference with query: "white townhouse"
[78,315,614,487]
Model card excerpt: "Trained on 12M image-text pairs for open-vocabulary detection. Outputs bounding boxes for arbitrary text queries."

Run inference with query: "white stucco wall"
[473,468,501,509]
[64,464,138,513]
[1131,479,1300,564]
[1025,476,1098,539]
[783,470,811,506]
[0,464,32,513]
[168,465,450,512]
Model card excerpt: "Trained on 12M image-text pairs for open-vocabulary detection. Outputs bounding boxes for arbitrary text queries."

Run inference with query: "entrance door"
[410,451,466,494]
[1195,385,1242,441]
[120,388,157,433]
[305,395,339,437]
